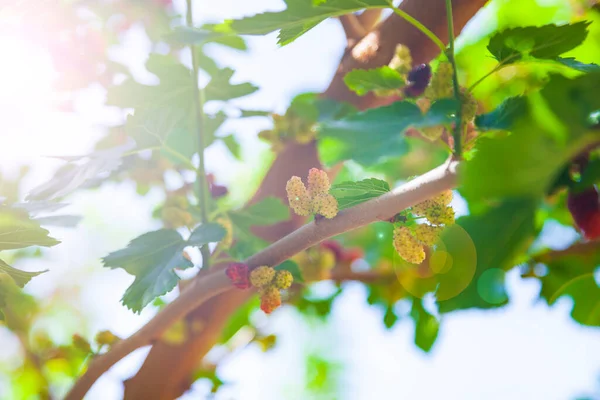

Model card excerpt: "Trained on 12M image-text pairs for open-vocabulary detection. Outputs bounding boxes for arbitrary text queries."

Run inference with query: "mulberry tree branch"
[65,159,459,400]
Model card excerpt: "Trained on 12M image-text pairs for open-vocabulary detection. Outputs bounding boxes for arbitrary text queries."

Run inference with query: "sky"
[0,0,599,399]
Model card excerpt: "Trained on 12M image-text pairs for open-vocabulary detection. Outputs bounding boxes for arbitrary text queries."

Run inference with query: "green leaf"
[226,0,389,46]
[274,260,304,283]
[204,68,258,102]
[411,298,439,352]
[463,74,600,202]
[536,245,600,326]
[574,158,600,191]
[555,57,600,73]
[165,27,212,45]
[330,178,390,209]
[343,67,405,96]
[474,97,528,131]
[318,99,457,166]
[221,135,242,160]
[0,259,46,288]
[487,22,590,65]
[103,229,193,313]
[437,199,537,313]
[383,306,398,329]
[238,109,271,118]
[188,223,226,247]
[0,207,60,250]
[228,197,290,229]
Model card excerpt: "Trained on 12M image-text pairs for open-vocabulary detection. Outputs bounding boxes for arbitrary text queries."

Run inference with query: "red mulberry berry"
[225,263,250,289]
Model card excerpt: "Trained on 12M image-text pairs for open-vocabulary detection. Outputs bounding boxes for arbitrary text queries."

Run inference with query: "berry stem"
[444,0,463,158]
[186,0,211,267]
[386,1,446,52]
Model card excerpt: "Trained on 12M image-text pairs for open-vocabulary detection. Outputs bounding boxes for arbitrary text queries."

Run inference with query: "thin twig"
[444,0,463,157]
[64,159,459,399]
[186,0,211,267]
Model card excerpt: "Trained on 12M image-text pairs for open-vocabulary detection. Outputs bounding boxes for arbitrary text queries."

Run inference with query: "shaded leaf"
[330,178,390,209]
[0,259,46,288]
[474,97,528,131]
[226,0,388,45]
[0,207,60,250]
[344,66,405,96]
[188,223,226,247]
[555,57,600,73]
[487,22,590,64]
[103,229,193,313]
[318,99,457,166]
[228,197,290,229]
[437,200,537,313]
[35,215,82,228]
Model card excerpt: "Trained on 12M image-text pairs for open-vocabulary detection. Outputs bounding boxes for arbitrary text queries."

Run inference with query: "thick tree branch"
[65,159,458,399]
[339,14,368,42]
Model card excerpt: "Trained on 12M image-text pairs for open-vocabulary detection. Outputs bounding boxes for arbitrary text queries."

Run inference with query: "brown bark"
[123,1,488,398]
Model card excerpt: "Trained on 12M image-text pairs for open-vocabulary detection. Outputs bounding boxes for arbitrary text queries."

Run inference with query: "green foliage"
[555,57,600,73]
[204,68,259,102]
[225,0,389,45]
[411,298,440,352]
[474,97,528,131]
[0,207,60,251]
[343,67,406,96]
[487,22,591,64]
[536,245,600,326]
[318,99,457,166]
[330,178,390,209]
[438,200,537,313]
[0,260,45,288]
[103,226,224,312]
[462,73,600,202]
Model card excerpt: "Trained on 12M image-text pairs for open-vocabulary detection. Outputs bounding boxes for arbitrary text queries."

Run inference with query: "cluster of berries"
[258,110,316,151]
[225,264,293,314]
[392,190,455,264]
[286,168,338,219]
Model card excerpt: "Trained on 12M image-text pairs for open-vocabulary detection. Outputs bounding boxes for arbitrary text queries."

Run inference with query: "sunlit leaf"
[225,0,389,45]
[411,298,439,352]
[487,22,590,64]
[0,259,46,287]
[0,207,60,250]
[204,68,258,101]
[536,244,600,326]
[344,66,405,96]
[437,199,537,313]
[330,178,390,209]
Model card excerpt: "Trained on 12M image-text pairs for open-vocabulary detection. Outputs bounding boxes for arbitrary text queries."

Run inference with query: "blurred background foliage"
[0,0,600,399]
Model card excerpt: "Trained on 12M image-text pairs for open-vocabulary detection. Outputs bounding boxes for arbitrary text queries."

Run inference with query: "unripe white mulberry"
[413,224,441,246]
[311,194,338,219]
[273,270,293,289]
[393,226,425,264]
[286,176,311,216]
[307,168,331,195]
[250,266,276,288]
[425,62,454,100]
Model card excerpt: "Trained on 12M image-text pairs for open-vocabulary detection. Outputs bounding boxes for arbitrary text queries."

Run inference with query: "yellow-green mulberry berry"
[425,62,454,100]
[423,205,455,226]
[460,89,478,122]
[286,176,311,216]
[273,270,293,289]
[307,168,331,195]
[393,226,425,264]
[413,224,442,246]
[389,44,413,75]
[250,266,276,288]
[311,193,338,219]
